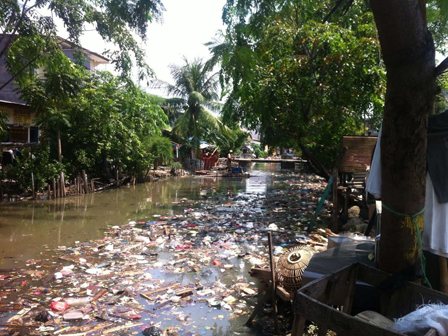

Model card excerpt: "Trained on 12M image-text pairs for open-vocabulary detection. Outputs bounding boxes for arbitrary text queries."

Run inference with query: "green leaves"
[211,0,386,167]
[144,136,173,169]
[156,57,226,156]
[1,0,165,84]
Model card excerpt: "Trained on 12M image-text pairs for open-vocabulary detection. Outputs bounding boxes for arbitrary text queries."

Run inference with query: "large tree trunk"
[299,143,330,180]
[370,0,435,274]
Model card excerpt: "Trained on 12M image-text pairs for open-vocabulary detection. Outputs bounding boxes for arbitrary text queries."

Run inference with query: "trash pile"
[0,172,334,335]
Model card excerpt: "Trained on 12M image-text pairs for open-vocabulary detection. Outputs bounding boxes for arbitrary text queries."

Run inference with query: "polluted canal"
[0,163,332,335]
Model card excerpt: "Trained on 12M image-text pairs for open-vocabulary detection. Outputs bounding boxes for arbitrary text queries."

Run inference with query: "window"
[30,126,39,143]
[9,126,28,143]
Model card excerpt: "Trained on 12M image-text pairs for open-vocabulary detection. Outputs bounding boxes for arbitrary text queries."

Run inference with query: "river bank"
[0,164,333,335]
[0,166,187,203]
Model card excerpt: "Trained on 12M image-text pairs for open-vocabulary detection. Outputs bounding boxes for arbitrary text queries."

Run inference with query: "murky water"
[0,163,303,335]
[0,164,278,269]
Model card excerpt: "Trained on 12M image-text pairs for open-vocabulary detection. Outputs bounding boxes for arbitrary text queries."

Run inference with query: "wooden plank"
[386,286,413,319]
[249,268,272,281]
[408,281,448,307]
[268,232,278,332]
[245,289,271,326]
[276,286,291,301]
[357,263,391,287]
[42,266,63,285]
[297,264,354,303]
[91,288,107,302]
[175,288,193,297]
[290,314,306,336]
[424,329,438,336]
[342,266,359,314]
[139,282,180,299]
[332,147,347,232]
[102,323,143,334]
[339,136,377,173]
[294,292,406,336]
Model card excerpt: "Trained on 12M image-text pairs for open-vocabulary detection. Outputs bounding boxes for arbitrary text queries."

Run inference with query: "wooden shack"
[332,136,378,230]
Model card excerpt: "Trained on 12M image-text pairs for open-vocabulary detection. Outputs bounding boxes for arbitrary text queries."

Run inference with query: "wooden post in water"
[48,184,51,199]
[91,180,95,193]
[31,173,35,199]
[116,168,119,186]
[53,178,57,199]
[268,232,278,333]
[60,172,65,197]
[82,170,88,194]
[0,183,3,201]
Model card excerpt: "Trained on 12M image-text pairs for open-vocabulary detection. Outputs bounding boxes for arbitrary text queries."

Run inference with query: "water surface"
[0,164,276,268]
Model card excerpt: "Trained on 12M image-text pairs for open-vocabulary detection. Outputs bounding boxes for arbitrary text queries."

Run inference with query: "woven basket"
[276,245,315,294]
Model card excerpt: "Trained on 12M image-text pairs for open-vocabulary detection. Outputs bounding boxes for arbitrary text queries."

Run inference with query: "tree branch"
[435,56,448,77]
[323,0,353,23]
[0,53,40,92]
[0,0,29,61]
[0,0,47,61]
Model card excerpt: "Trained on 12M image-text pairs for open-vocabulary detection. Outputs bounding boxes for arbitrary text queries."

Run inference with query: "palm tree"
[155,57,228,158]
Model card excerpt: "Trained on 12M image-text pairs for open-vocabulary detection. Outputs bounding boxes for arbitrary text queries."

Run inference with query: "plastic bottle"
[64,297,92,307]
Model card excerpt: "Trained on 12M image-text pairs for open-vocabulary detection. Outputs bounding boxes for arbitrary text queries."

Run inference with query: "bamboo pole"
[31,173,35,199]
[60,172,65,197]
[53,178,57,199]
[268,232,278,332]
[439,256,448,294]
[82,170,88,194]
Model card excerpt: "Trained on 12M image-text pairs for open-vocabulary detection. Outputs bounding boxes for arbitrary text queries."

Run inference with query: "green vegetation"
[208,0,386,175]
[1,0,171,193]
[145,136,173,170]
[0,0,164,87]
[252,143,267,158]
[154,58,231,157]
[6,67,170,193]
[5,145,64,192]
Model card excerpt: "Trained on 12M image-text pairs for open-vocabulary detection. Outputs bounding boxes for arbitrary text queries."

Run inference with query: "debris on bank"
[0,172,345,335]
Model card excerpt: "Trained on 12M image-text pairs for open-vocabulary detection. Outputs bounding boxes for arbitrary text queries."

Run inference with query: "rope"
[382,203,431,288]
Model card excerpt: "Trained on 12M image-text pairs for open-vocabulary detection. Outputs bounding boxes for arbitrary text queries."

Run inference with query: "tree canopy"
[209,0,387,172]
[154,57,231,157]
[0,0,164,86]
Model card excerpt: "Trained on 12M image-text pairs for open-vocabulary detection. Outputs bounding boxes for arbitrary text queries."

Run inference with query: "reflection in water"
[0,163,295,335]
[0,163,280,268]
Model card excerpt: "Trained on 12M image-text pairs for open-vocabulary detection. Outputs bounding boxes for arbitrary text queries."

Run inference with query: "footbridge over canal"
[233,157,306,169]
